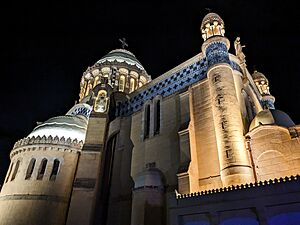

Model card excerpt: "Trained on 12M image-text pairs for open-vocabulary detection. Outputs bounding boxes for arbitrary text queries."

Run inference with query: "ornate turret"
[249,70,296,130]
[201,13,225,41]
[252,70,275,109]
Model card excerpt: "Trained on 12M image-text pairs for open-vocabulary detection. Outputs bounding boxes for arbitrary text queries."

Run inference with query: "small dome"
[97,49,146,72]
[249,109,295,131]
[28,104,91,142]
[28,115,88,142]
[252,70,268,83]
[201,12,224,30]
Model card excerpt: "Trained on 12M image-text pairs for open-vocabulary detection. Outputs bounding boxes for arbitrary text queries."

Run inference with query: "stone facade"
[0,12,299,225]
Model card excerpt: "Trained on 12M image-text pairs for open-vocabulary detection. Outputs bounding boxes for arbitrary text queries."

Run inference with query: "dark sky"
[0,0,299,183]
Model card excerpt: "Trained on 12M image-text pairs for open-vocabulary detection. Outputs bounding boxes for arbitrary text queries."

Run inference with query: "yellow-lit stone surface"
[247,125,300,181]
[0,140,80,225]
[0,12,299,225]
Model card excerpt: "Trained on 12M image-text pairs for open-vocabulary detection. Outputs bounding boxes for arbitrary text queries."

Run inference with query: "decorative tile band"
[206,42,230,68]
[262,99,275,110]
[117,57,242,117]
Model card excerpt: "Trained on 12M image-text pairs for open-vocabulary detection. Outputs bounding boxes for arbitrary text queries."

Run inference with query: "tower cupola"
[79,49,151,102]
[201,12,225,41]
[252,70,275,109]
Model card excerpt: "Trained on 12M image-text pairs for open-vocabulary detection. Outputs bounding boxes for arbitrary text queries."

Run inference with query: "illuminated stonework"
[79,49,151,102]
[0,12,299,225]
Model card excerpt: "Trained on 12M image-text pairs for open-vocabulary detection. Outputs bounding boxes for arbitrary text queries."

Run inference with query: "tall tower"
[201,13,255,186]
[66,48,151,225]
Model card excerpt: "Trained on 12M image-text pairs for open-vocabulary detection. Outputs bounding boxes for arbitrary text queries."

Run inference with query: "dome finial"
[201,12,225,41]
[119,37,128,49]
[205,7,212,13]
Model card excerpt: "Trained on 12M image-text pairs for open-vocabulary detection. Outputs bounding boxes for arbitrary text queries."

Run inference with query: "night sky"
[0,0,299,183]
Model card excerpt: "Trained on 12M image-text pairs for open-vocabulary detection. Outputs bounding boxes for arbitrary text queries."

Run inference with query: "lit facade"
[0,13,299,225]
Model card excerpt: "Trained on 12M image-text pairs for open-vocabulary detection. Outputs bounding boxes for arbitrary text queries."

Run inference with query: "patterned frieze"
[117,57,242,117]
[11,135,83,158]
[205,41,230,68]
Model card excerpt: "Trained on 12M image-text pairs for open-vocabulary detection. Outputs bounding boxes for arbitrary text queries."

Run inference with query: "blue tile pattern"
[230,61,243,74]
[262,99,275,110]
[117,56,242,117]
[206,42,230,68]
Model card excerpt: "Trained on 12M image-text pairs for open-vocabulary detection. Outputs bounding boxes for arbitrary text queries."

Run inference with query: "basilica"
[0,13,299,225]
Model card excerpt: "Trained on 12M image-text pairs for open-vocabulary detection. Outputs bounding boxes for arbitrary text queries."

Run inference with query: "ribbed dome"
[28,103,91,142]
[97,49,146,72]
[201,12,224,30]
[249,109,295,131]
[252,70,268,83]
[28,115,88,142]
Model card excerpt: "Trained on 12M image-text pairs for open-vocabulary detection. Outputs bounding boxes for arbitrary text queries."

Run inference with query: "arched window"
[154,100,160,135]
[5,162,14,183]
[37,158,48,180]
[119,75,125,92]
[93,76,100,87]
[50,159,60,181]
[129,78,136,93]
[11,160,20,181]
[94,90,108,113]
[85,80,92,96]
[144,104,151,139]
[25,158,36,180]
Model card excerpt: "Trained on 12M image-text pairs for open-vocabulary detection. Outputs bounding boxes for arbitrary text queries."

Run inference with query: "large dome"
[79,49,151,101]
[97,49,146,72]
[249,109,295,131]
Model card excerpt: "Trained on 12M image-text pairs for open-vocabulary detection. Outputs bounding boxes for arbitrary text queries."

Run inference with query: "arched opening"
[119,75,125,92]
[129,77,136,93]
[93,76,100,87]
[144,104,151,138]
[50,159,60,181]
[94,90,108,113]
[10,160,20,181]
[5,162,14,183]
[256,150,288,181]
[154,100,161,135]
[37,158,48,180]
[25,158,36,180]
